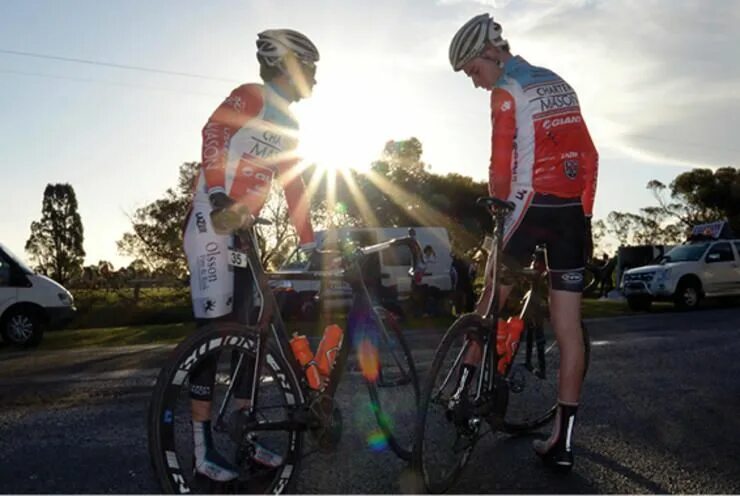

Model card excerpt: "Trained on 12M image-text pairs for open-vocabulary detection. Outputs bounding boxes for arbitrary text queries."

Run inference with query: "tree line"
[23,139,740,286]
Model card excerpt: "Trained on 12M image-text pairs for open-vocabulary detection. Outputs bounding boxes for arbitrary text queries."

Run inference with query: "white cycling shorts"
[183,199,235,319]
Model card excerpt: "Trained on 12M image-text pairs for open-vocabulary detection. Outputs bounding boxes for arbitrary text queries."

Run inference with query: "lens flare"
[367,429,388,452]
[358,338,379,383]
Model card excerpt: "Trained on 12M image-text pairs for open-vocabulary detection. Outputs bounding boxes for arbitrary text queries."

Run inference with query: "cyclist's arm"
[580,124,599,217]
[489,88,516,200]
[201,84,264,196]
[276,159,315,246]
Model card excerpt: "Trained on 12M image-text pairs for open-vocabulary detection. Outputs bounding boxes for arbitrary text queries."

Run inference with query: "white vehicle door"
[703,241,737,294]
[376,228,413,294]
[732,242,740,294]
[0,255,18,312]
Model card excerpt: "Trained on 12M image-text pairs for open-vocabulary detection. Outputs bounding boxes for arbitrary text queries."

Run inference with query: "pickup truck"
[622,238,740,311]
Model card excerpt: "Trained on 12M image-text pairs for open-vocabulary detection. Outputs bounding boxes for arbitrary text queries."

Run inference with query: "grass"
[15,296,739,352]
[40,322,195,350]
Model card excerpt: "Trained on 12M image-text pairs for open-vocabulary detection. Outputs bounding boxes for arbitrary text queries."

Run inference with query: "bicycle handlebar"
[266,228,426,283]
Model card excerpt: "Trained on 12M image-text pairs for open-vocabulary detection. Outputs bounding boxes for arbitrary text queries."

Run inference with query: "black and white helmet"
[449,14,508,71]
[256,29,320,68]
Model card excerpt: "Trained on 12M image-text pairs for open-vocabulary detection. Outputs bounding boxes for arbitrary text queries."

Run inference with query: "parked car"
[622,237,740,311]
[0,243,76,347]
[272,227,453,319]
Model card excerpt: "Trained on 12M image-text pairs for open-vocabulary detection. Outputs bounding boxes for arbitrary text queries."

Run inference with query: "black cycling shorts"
[502,194,587,292]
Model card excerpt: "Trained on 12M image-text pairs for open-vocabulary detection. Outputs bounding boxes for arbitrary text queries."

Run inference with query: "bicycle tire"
[412,313,488,494]
[148,322,305,494]
[502,320,591,433]
[365,306,419,461]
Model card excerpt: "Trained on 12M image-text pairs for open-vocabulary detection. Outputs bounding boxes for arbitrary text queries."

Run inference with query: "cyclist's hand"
[209,192,253,235]
[584,216,594,262]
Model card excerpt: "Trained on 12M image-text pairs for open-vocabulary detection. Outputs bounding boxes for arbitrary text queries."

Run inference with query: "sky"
[1,0,738,267]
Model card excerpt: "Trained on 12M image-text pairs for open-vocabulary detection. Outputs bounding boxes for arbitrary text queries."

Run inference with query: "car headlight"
[58,292,74,305]
[656,269,671,282]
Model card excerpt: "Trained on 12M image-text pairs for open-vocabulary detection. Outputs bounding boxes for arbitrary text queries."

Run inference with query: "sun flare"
[294,81,379,176]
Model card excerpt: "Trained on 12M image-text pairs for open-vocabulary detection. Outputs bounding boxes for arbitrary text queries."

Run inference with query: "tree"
[591,219,608,255]
[256,183,302,270]
[311,138,492,257]
[25,183,85,284]
[117,162,198,279]
[605,211,642,246]
[670,167,740,234]
[603,167,740,249]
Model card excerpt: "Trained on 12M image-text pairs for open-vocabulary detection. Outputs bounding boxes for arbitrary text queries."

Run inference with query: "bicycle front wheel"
[148,322,305,494]
[363,306,419,461]
[412,314,488,494]
[503,320,591,433]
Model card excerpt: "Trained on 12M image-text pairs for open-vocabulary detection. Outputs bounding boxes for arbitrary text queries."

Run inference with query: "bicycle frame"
[463,198,553,419]
[218,225,423,434]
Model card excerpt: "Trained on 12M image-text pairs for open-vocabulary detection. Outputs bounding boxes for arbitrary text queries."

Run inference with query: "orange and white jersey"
[193,82,313,245]
[488,56,599,218]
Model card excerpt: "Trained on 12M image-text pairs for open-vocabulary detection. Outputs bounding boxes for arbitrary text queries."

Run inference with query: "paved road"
[1,307,740,493]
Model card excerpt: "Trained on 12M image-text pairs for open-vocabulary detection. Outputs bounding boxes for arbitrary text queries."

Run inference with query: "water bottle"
[496,317,525,374]
[289,333,322,390]
[315,324,344,377]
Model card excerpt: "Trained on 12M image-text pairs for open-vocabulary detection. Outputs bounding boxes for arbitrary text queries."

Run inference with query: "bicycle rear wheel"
[503,320,590,433]
[148,322,304,494]
[363,306,419,461]
[412,314,488,494]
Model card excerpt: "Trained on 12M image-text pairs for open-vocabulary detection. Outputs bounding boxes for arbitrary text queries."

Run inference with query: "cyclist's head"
[257,29,319,101]
[449,14,510,89]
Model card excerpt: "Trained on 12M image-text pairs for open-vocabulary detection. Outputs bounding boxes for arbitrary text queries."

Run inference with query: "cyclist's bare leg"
[548,289,585,404]
[192,400,211,422]
[533,288,584,467]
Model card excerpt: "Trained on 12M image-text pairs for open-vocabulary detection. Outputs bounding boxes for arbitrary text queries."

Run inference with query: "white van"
[0,243,76,347]
[274,227,453,317]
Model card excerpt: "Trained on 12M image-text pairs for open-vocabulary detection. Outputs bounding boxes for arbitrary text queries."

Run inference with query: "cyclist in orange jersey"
[449,13,598,472]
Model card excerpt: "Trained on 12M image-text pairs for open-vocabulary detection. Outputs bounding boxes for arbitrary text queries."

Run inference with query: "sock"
[543,402,578,451]
[193,420,212,463]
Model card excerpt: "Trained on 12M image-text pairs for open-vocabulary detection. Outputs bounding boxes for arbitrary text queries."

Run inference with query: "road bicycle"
[410,197,591,493]
[149,220,423,493]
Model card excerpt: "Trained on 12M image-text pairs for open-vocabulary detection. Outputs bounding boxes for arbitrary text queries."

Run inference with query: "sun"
[294,81,379,176]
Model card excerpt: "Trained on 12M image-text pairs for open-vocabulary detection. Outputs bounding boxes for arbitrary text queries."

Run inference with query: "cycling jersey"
[184,82,313,318]
[195,82,314,245]
[488,56,598,244]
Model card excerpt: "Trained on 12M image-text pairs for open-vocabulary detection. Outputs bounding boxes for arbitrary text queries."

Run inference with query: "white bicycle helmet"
[256,29,320,69]
[449,13,508,71]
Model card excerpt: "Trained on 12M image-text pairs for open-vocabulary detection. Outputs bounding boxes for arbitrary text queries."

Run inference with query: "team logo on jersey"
[195,212,207,234]
[543,115,581,130]
[224,95,244,112]
[564,159,579,179]
[204,298,216,313]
